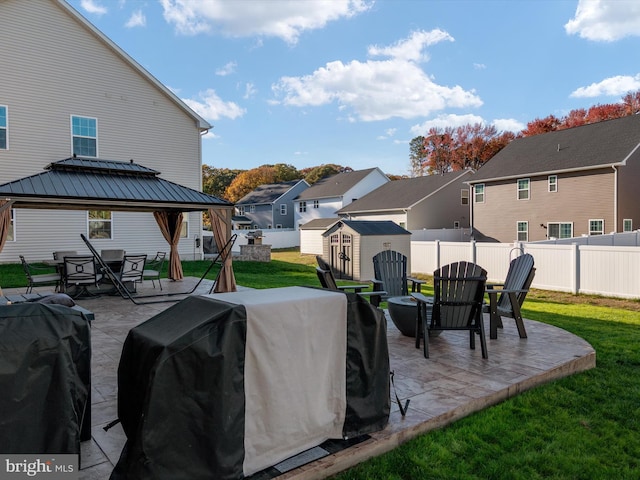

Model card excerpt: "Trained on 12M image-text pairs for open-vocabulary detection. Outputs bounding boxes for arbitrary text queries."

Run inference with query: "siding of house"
[0,0,205,261]
[408,182,469,230]
[616,149,640,232]
[472,168,616,242]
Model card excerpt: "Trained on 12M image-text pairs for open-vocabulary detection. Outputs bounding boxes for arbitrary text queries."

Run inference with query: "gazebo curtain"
[209,208,236,293]
[0,200,13,254]
[153,211,184,281]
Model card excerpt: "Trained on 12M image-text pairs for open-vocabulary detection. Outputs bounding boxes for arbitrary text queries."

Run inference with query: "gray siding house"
[0,0,211,261]
[234,180,309,229]
[337,170,473,230]
[467,114,640,243]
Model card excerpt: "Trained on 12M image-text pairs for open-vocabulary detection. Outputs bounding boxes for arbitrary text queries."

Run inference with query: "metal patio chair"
[19,255,62,293]
[119,254,147,293]
[63,255,102,298]
[142,252,166,290]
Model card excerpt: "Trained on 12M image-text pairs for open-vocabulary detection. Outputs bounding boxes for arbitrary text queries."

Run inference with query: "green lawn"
[3,249,639,478]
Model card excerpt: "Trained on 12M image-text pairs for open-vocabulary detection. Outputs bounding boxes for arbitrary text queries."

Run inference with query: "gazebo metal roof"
[0,157,232,213]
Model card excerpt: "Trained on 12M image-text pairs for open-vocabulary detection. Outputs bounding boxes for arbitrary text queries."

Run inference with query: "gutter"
[466,162,623,185]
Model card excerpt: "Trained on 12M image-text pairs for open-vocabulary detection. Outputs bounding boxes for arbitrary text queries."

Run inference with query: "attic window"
[548,175,557,192]
[461,189,469,205]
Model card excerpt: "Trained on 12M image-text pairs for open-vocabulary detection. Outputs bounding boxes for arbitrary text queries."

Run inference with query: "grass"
[3,249,640,478]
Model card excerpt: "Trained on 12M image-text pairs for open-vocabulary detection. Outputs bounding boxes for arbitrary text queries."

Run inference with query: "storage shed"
[322,220,411,281]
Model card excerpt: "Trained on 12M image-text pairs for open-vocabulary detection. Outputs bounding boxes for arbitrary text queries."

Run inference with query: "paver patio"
[4,278,595,480]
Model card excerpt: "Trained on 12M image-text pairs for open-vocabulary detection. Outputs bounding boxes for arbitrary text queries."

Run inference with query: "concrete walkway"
[7,278,595,479]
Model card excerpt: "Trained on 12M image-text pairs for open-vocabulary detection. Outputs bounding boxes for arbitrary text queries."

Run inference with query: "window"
[6,208,14,241]
[548,175,557,192]
[0,106,7,150]
[474,184,485,203]
[180,218,189,238]
[88,210,112,239]
[71,116,97,157]
[548,222,573,239]
[453,221,460,229]
[461,189,469,205]
[299,201,307,213]
[249,205,255,213]
[623,219,633,232]
[517,221,528,241]
[313,200,319,208]
[280,204,287,215]
[237,206,245,215]
[517,178,530,200]
[589,219,604,236]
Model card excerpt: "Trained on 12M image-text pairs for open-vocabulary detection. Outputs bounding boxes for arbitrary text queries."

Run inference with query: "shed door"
[330,232,353,280]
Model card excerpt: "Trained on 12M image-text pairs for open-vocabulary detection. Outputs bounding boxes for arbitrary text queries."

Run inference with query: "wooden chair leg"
[508,292,528,338]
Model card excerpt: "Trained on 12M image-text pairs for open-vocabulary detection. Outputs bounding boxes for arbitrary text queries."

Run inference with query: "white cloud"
[368,29,453,62]
[125,10,146,28]
[243,83,257,99]
[570,74,640,98]
[215,61,237,76]
[565,0,640,41]
[271,30,481,122]
[81,0,107,15]
[410,114,485,135]
[473,63,486,70]
[159,0,371,43]
[410,114,524,136]
[377,128,397,140]
[182,89,246,121]
[492,118,525,133]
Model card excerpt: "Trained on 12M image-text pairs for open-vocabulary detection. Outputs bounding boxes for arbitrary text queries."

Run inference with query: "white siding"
[0,0,205,262]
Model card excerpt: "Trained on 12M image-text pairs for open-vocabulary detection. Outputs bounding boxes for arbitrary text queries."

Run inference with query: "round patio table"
[388,295,441,338]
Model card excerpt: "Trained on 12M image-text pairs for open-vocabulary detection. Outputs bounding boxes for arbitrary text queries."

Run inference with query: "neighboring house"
[299,218,340,255]
[467,114,640,243]
[0,0,212,261]
[293,168,389,229]
[234,180,309,229]
[337,170,473,230]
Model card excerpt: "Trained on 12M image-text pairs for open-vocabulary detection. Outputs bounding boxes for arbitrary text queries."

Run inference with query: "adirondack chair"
[485,253,535,339]
[316,255,384,307]
[412,261,488,359]
[371,250,424,299]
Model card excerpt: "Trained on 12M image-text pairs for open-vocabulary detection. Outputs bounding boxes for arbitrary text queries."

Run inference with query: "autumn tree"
[224,164,301,202]
[202,165,243,200]
[409,136,427,177]
[622,90,640,115]
[521,115,562,137]
[302,164,351,184]
[422,127,456,174]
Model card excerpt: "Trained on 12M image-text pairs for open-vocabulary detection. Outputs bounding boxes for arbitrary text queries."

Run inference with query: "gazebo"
[0,157,236,291]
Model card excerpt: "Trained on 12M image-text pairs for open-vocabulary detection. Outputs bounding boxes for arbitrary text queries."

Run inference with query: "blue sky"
[67,0,640,176]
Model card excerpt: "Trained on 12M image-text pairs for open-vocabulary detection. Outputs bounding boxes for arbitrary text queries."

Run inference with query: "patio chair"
[100,249,125,273]
[53,250,78,261]
[413,261,488,359]
[316,255,384,307]
[484,253,536,339]
[119,254,147,293]
[372,250,425,299]
[63,255,102,298]
[142,252,166,290]
[19,255,61,293]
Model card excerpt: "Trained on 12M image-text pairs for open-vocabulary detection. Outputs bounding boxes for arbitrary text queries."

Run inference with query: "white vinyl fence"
[411,240,640,300]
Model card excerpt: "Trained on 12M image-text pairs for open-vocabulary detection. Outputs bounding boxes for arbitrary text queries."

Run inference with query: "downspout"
[612,165,618,232]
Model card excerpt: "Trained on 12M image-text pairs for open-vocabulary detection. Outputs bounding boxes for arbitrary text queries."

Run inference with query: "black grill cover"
[0,303,91,454]
[111,291,389,479]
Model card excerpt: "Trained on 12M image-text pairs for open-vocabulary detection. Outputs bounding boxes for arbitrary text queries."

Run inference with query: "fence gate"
[330,233,353,280]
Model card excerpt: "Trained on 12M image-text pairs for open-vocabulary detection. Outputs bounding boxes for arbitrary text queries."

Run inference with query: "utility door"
[330,232,353,280]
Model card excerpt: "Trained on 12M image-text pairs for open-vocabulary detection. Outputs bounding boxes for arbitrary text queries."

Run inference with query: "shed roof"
[0,157,232,212]
[469,114,640,183]
[338,170,472,214]
[323,220,410,237]
[299,218,340,230]
[296,168,383,200]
